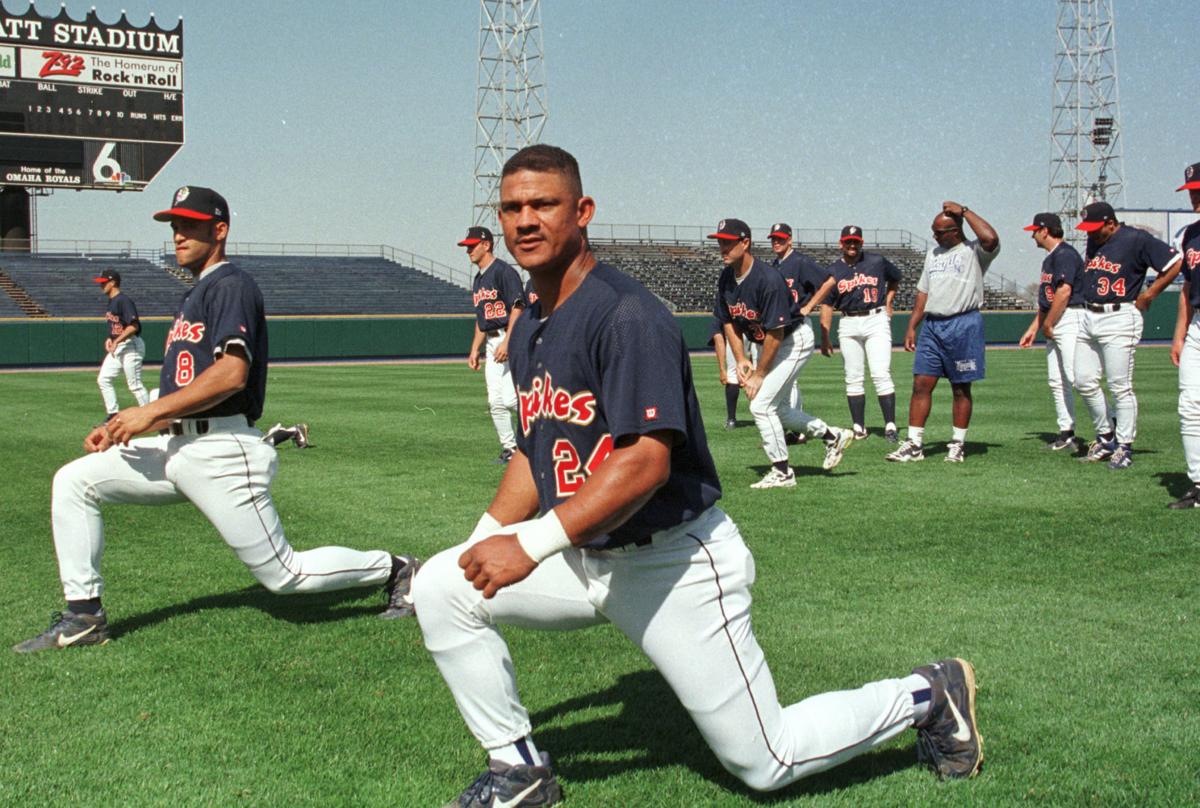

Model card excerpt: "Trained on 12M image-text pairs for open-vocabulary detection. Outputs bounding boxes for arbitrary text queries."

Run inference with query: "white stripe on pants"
[837,310,894,397]
[485,331,518,451]
[1179,314,1200,484]
[1074,308,1142,444]
[749,323,828,462]
[412,507,919,791]
[1045,308,1081,432]
[51,419,392,599]
[97,336,149,414]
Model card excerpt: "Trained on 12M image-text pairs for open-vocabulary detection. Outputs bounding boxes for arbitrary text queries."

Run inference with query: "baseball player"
[1073,201,1181,469]
[1169,162,1200,507]
[888,202,999,463]
[1018,213,1087,451]
[712,218,852,489]
[708,316,742,429]
[94,268,150,419]
[413,145,984,808]
[13,186,419,654]
[819,225,902,442]
[462,226,526,464]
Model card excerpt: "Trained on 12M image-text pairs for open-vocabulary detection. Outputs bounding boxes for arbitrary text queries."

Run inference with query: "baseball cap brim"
[839,234,863,242]
[92,276,110,283]
[153,207,215,222]
[1177,181,1200,191]
[458,238,484,246]
[1022,224,1043,231]
[1075,220,1106,232]
[707,232,741,240]
[768,231,791,239]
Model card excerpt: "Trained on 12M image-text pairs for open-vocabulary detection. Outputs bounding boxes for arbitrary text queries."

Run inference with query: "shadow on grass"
[1154,471,1193,500]
[110,585,383,639]
[919,441,1000,459]
[533,669,916,800]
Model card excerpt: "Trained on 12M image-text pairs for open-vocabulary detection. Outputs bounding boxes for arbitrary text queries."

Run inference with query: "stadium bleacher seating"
[0,255,187,317]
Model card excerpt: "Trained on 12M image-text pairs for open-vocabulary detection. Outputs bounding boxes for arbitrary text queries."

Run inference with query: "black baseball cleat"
[380,555,421,619]
[1168,486,1200,509]
[911,658,983,779]
[494,448,515,465]
[784,431,807,445]
[13,609,110,654]
[443,752,562,808]
[1047,434,1079,451]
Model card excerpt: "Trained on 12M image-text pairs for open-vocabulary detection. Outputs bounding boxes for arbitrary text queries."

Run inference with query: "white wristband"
[468,512,503,544]
[516,510,573,563]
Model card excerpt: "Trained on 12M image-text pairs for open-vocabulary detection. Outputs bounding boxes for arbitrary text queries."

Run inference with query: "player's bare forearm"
[722,324,746,366]
[945,202,999,252]
[485,448,541,525]
[1172,282,1192,367]
[807,277,836,312]
[468,324,485,369]
[1139,258,1184,308]
[886,282,897,315]
[905,292,927,350]
[114,324,137,347]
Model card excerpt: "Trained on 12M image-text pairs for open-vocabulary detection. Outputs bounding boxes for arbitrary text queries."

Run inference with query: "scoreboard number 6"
[91,143,123,182]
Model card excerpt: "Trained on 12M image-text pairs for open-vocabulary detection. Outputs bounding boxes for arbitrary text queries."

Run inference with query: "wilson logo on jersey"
[472,288,499,307]
[517,372,598,435]
[727,302,760,321]
[836,273,880,294]
[1085,256,1122,275]
[164,318,205,347]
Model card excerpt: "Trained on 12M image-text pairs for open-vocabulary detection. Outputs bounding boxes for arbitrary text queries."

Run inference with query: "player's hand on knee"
[107,407,154,445]
[744,372,763,400]
[84,426,113,453]
[736,361,753,384]
[459,533,537,599]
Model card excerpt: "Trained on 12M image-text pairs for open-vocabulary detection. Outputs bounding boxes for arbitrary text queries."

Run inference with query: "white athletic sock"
[491,736,541,767]
[952,427,968,444]
[902,672,933,726]
[907,426,924,446]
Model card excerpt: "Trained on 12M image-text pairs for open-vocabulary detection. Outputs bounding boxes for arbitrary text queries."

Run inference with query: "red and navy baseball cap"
[457,226,494,246]
[1176,162,1200,192]
[92,268,120,285]
[153,186,230,223]
[768,222,792,239]
[707,219,751,241]
[1023,212,1062,232]
[840,225,864,243]
[1075,201,1116,232]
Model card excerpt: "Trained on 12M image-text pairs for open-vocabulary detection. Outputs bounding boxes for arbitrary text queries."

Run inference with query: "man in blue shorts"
[888,202,999,463]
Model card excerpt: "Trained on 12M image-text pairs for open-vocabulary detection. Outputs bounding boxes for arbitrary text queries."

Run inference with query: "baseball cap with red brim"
[840,225,864,242]
[1177,162,1200,191]
[768,222,792,239]
[1075,202,1116,232]
[93,268,120,285]
[457,226,494,246]
[707,219,751,241]
[1023,212,1062,232]
[153,186,230,223]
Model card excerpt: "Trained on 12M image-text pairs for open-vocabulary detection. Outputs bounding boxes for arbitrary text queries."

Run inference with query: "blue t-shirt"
[1178,221,1200,309]
[472,257,524,331]
[509,261,721,549]
[159,262,267,423]
[105,292,141,338]
[1082,226,1179,304]
[714,258,796,344]
[772,250,830,311]
[1037,242,1085,312]
[826,252,901,313]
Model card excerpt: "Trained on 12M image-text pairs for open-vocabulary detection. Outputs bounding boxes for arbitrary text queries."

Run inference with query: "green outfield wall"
[0,293,1181,368]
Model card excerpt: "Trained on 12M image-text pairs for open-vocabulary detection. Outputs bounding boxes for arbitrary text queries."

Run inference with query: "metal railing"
[1,238,134,256]
[586,223,928,251]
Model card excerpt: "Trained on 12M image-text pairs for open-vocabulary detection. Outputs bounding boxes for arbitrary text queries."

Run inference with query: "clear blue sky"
[9,0,1195,286]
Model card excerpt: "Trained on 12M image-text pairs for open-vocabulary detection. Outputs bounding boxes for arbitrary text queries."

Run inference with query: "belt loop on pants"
[1086,302,1123,313]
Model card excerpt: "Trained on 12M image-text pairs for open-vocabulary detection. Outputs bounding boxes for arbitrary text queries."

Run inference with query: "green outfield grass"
[1,348,1197,806]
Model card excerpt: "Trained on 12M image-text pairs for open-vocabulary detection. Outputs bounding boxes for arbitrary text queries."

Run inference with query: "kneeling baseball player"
[14,186,419,654]
[415,146,983,808]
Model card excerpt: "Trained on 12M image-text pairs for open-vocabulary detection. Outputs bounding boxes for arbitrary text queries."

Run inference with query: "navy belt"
[843,306,885,318]
[1086,302,1123,313]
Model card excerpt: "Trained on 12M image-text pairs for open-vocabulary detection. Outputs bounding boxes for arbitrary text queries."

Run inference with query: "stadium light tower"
[472,0,549,229]
[1048,0,1125,232]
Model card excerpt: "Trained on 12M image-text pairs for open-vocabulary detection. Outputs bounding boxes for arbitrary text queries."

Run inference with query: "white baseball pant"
[485,331,518,451]
[413,506,921,791]
[51,416,393,599]
[98,336,149,415]
[1074,308,1142,444]
[1045,308,1082,432]
[1178,314,1200,484]
[837,309,895,397]
[749,323,828,463]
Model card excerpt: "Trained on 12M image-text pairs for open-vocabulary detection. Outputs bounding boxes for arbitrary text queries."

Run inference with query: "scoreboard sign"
[0,7,183,191]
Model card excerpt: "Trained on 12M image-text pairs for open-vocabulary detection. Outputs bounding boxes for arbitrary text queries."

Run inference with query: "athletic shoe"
[292,423,310,449]
[724,419,737,431]
[380,555,421,619]
[1079,438,1116,463]
[13,609,110,654]
[750,467,796,489]
[1168,486,1200,509]
[262,423,286,445]
[852,425,869,440]
[822,428,853,470]
[911,658,983,780]
[443,752,562,808]
[884,426,899,444]
[886,439,924,462]
[1047,434,1079,452]
[1106,445,1133,470]
[944,441,966,463]
[494,448,515,465]
[784,431,807,445]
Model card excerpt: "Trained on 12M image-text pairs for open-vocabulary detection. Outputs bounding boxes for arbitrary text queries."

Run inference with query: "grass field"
[1,348,1197,806]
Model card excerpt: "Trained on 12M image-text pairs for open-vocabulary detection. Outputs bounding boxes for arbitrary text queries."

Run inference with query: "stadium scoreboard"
[0,7,183,191]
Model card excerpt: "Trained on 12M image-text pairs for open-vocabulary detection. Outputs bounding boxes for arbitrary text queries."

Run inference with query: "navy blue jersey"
[1082,226,1179,304]
[105,292,140,338]
[826,252,901,313]
[509,262,721,550]
[714,259,796,344]
[1037,242,1085,312]
[472,257,524,331]
[772,250,830,311]
[1179,221,1200,309]
[159,263,267,422]
[523,277,539,308]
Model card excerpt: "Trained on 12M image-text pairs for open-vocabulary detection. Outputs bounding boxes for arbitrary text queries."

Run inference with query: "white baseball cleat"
[886,439,925,462]
[852,425,869,440]
[750,467,796,489]
[822,428,853,470]
[944,441,966,463]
